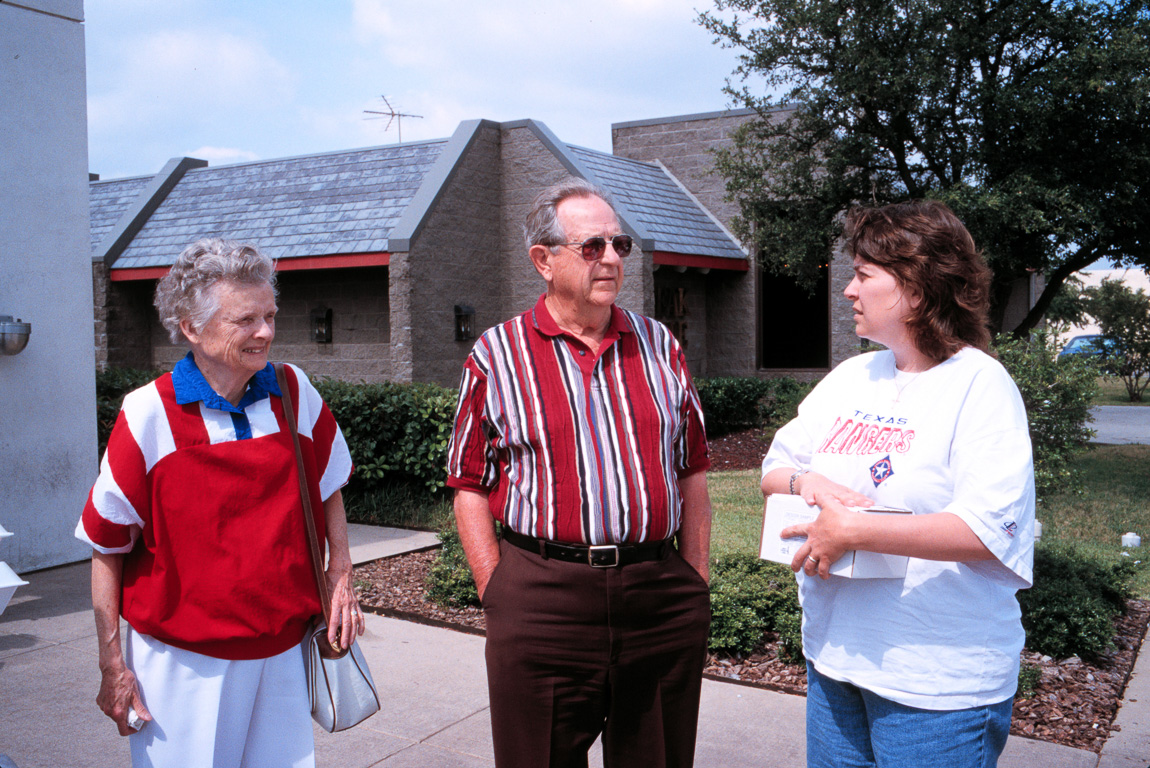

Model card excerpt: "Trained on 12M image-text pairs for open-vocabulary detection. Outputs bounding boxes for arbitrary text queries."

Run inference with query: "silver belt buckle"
[588,544,620,568]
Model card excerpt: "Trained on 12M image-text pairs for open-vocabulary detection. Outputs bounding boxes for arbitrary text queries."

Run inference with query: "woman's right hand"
[97,660,151,736]
[793,471,874,509]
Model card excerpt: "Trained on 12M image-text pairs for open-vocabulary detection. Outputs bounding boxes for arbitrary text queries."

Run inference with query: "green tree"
[699,0,1150,334]
[1044,275,1088,339]
[1081,278,1150,401]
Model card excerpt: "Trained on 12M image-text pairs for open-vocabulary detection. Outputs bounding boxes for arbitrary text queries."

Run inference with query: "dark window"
[759,264,829,368]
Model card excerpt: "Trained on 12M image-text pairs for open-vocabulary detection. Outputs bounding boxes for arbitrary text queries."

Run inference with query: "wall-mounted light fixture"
[310,306,332,344]
[0,316,31,355]
[455,304,475,342]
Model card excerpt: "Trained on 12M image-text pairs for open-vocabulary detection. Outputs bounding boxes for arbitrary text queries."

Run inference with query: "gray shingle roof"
[104,142,447,269]
[89,175,152,255]
[567,146,745,262]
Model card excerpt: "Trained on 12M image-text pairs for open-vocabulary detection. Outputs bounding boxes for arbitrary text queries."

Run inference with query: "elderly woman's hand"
[98,660,152,736]
[780,497,857,580]
[325,558,364,651]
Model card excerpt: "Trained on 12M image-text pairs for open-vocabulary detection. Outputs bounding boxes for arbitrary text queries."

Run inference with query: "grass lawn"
[1093,376,1150,406]
[350,444,1150,598]
[707,446,1150,598]
[1039,444,1150,597]
[708,469,765,559]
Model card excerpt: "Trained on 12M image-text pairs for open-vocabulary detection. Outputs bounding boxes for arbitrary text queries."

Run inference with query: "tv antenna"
[364,95,423,143]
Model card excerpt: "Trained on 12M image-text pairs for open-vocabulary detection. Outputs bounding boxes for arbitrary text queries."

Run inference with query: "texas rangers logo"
[1002,521,1018,538]
[869,455,894,487]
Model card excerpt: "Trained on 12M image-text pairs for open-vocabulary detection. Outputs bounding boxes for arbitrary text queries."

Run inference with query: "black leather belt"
[501,527,673,568]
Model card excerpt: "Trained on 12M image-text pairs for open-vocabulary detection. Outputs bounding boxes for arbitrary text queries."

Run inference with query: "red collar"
[529,294,630,343]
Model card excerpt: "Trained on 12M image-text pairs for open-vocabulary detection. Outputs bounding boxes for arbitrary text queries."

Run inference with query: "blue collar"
[171,352,281,413]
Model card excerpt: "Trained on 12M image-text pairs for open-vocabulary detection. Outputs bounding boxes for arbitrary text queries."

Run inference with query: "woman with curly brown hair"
[761,201,1035,768]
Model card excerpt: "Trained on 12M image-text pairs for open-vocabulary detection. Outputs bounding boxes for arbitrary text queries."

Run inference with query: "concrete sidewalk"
[0,525,1142,767]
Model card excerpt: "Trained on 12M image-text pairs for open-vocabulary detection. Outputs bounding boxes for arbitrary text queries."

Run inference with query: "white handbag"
[277,364,381,733]
[303,621,381,732]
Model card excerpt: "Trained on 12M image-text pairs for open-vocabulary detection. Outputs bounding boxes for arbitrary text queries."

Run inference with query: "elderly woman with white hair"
[77,238,361,767]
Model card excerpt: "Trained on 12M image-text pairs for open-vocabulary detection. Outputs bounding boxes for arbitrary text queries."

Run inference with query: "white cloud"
[87,0,742,177]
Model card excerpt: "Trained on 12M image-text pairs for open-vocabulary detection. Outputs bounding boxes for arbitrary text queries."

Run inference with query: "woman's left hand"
[325,560,365,651]
[781,497,855,580]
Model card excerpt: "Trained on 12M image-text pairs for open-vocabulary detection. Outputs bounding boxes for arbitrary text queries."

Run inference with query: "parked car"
[1058,334,1117,360]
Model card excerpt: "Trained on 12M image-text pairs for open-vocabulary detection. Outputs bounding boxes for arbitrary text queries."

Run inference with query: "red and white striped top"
[447,296,709,545]
[76,362,353,660]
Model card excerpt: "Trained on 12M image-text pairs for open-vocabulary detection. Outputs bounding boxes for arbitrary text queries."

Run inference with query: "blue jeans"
[806,663,1012,768]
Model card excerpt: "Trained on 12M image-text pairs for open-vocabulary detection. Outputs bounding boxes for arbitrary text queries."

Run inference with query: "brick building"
[91,110,863,386]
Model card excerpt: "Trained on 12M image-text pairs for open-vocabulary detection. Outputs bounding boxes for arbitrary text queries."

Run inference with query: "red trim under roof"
[109,252,391,281]
[652,251,748,272]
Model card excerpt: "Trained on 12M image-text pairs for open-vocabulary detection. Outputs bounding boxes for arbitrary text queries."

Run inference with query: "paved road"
[1090,405,1150,445]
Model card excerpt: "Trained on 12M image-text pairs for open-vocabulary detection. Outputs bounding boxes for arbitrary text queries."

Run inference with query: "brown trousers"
[482,538,712,768]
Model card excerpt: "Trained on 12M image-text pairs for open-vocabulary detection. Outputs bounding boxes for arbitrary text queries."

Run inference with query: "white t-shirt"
[762,347,1035,709]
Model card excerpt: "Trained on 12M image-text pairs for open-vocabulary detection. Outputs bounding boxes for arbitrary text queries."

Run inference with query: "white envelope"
[760,494,912,579]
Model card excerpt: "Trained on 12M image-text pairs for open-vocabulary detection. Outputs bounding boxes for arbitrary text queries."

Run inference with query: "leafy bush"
[342,485,453,530]
[314,379,457,495]
[1017,662,1042,699]
[773,606,804,665]
[424,520,480,608]
[994,332,1099,500]
[1080,278,1150,402]
[696,376,814,439]
[96,367,162,455]
[1018,543,1137,661]
[708,553,802,660]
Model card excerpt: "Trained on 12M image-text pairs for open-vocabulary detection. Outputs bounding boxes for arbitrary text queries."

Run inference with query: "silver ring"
[806,555,818,564]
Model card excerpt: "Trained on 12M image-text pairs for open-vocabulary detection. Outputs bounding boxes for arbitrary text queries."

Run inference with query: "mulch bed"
[353,429,1150,754]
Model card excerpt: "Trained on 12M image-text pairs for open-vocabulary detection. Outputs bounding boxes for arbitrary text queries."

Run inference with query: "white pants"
[126,627,315,768]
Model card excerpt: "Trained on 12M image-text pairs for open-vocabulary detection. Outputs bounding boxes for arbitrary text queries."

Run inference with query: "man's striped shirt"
[447,296,709,545]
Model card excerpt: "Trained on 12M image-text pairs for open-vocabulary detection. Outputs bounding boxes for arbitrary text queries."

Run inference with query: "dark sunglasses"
[553,234,634,261]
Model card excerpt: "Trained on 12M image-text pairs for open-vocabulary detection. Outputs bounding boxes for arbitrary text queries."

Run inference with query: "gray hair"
[154,238,277,343]
[524,177,616,252]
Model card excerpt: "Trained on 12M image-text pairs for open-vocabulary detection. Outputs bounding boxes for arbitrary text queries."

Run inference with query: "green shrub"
[1017,662,1042,699]
[774,608,804,665]
[696,376,815,438]
[96,367,162,455]
[424,520,480,608]
[314,379,457,495]
[708,553,802,658]
[1018,543,1137,661]
[994,331,1099,500]
[342,485,453,530]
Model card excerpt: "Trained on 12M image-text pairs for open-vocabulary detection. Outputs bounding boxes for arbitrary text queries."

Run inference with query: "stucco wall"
[0,0,96,571]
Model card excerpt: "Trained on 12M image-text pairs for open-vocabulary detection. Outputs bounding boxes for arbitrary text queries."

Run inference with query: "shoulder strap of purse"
[274,363,333,625]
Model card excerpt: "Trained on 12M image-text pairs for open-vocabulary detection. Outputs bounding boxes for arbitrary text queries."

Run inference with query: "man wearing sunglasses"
[447,177,712,768]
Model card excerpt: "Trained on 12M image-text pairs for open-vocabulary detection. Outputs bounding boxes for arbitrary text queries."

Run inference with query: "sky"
[84,0,751,180]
